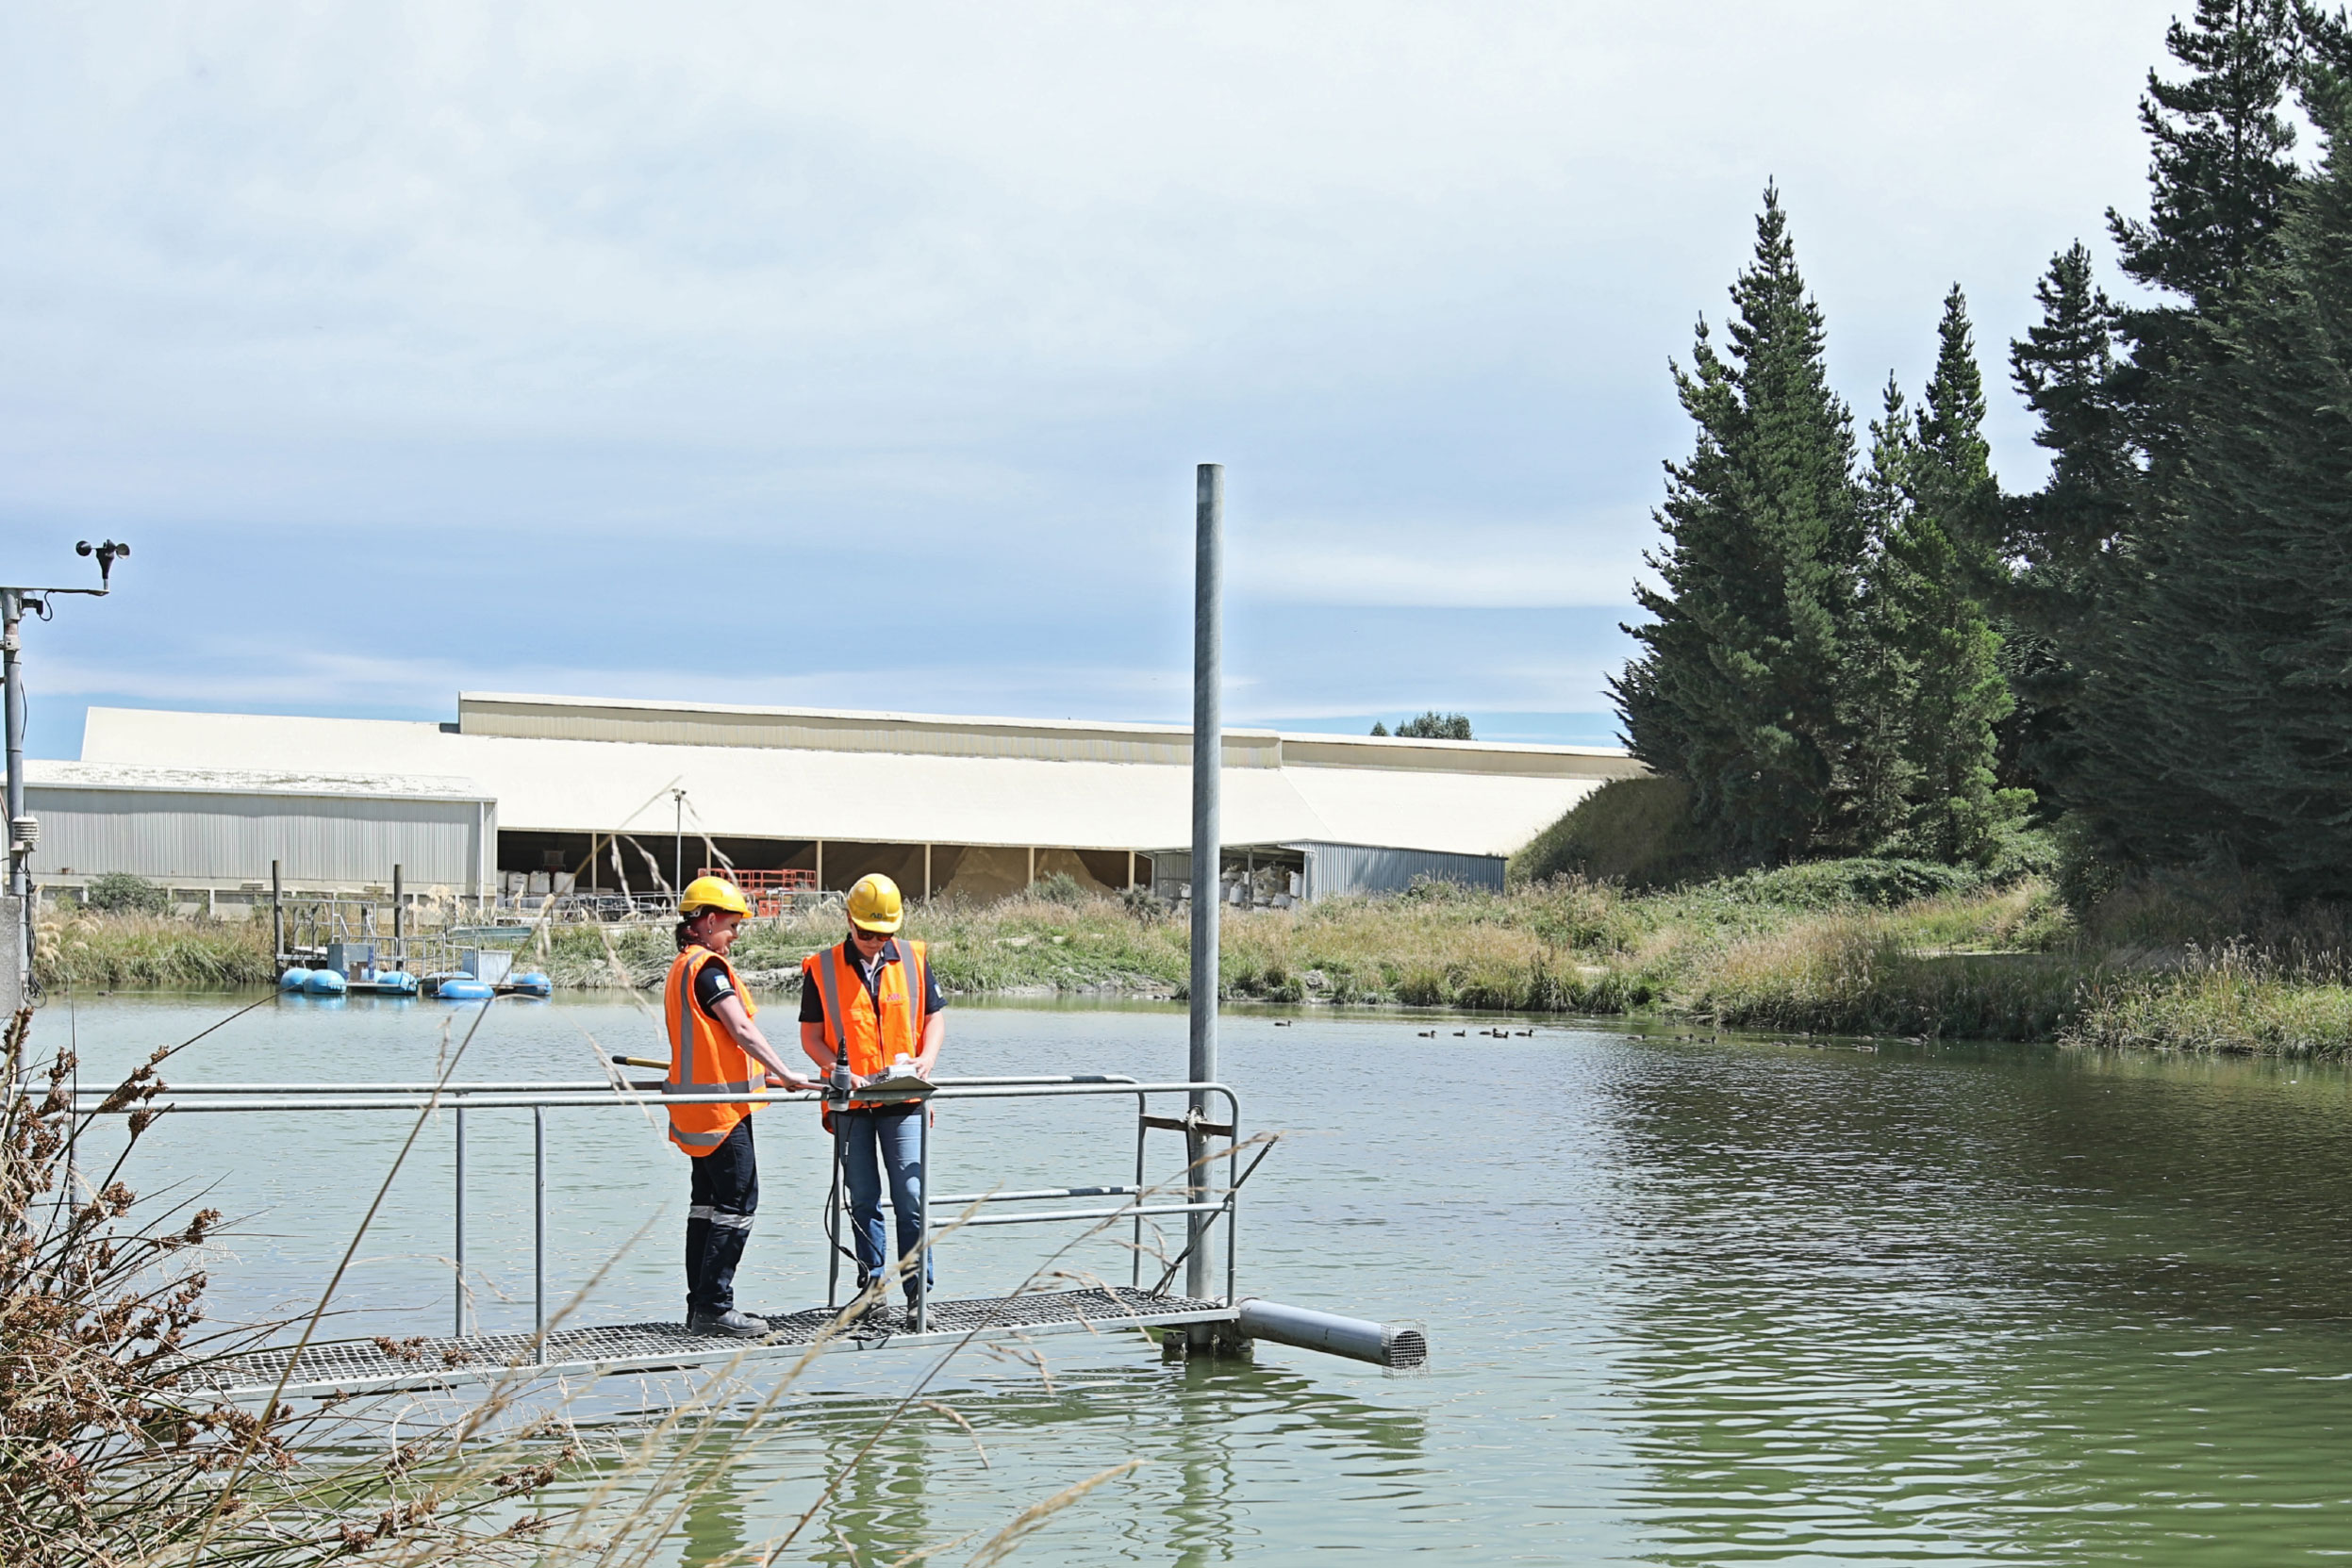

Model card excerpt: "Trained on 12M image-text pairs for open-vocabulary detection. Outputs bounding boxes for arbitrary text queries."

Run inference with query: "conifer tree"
[2076,74,2352,896]
[2005,243,2136,806]
[2107,0,2304,480]
[1880,289,2029,863]
[1614,186,1862,863]
[1840,379,1922,850]
[2110,0,2303,310]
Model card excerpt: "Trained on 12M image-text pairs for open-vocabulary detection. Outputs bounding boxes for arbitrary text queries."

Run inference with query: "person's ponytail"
[675,917,698,951]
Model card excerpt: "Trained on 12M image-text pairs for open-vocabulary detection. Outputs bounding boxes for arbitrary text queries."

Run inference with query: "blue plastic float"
[302,968,348,996]
[425,973,495,1000]
[501,971,553,998]
[278,967,309,991]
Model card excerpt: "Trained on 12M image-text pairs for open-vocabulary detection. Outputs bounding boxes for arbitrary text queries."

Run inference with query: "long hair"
[675,916,701,952]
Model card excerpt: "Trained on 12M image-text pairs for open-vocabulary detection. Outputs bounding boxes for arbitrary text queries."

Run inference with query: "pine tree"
[2005,243,2136,808]
[1840,379,1923,850]
[1613,186,1863,864]
[2110,0,2303,309]
[1880,289,2029,863]
[2107,0,2304,474]
[2077,73,2352,896]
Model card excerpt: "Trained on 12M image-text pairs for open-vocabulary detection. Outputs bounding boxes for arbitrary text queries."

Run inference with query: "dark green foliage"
[2109,0,2303,310]
[1030,871,1088,905]
[1511,777,1714,888]
[1368,720,1389,735]
[1876,289,2031,863]
[81,873,169,916]
[1390,712,1472,739]
[2003,242,2137,804]
[1841,381,1922,847]
[2072,81,2352,898]
[1613,186,1863,864]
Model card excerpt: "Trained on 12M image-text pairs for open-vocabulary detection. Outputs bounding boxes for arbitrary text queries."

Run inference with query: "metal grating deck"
[177,1287,1234,1402]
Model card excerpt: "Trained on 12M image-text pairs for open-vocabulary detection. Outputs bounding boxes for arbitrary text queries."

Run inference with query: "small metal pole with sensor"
[2,541,130,1007]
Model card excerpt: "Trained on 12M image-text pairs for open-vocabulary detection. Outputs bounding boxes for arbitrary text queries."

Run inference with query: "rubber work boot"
[689,1308,770,1339]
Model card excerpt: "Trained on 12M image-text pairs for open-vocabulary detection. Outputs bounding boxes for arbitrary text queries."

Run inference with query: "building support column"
[1027,845,1035,889]
[816,840,825,891]
[923,843,933,902]
[1127,850,1135,889]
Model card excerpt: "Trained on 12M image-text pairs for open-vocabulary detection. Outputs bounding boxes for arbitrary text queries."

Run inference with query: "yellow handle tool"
[611,1054,668,1069]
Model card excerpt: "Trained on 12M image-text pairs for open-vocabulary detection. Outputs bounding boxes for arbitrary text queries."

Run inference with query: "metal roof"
[25,759,491,802]
[79,700,1641,858]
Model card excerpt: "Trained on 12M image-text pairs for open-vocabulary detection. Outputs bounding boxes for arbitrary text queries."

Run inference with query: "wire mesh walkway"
[180,1287,1234,1402]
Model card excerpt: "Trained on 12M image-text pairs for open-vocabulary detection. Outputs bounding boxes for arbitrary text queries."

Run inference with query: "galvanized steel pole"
[1186,463,1221,1307]
[3,589,25,992]
[533,1107,547,1362]
[453,1107,467,1335]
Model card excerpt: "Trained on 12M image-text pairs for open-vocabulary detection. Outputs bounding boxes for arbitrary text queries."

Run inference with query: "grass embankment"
[41,864,2352,1056]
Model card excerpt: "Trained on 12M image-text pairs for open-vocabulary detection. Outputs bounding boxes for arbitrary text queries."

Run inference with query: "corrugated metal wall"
[26,786,492,888]
[1300,842,1505,901]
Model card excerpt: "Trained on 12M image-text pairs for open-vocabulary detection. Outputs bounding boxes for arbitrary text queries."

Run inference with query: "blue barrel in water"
[303,968,348,996]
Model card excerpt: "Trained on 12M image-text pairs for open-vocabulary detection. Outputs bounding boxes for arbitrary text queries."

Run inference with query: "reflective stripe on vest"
[803,938,927,1111]
[663,947,763,1155]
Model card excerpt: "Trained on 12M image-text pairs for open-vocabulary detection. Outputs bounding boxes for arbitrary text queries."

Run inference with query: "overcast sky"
[2,1,2185,757]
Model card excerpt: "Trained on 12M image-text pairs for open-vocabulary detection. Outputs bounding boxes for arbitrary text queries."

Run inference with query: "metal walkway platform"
[180,1287,1234,1402]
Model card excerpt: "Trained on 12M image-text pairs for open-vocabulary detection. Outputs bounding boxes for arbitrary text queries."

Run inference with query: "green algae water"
[52,994,2352,1564]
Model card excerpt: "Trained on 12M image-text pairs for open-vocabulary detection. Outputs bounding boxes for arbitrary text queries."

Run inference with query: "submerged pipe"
[1235,1298,1428,1370]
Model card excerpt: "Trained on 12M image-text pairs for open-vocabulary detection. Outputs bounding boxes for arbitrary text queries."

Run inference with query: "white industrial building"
[40,692,1641,905]
[24,762,496,911]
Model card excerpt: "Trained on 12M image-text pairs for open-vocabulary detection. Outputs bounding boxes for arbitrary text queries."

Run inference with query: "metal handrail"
[57,1073,1243,1351]
[58,1073,1142,1098]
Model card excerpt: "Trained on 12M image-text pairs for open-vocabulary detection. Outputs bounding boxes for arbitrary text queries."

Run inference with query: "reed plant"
[33,910,276,992]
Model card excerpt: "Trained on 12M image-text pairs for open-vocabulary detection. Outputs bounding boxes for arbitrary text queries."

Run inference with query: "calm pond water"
[43,991,2352,1564]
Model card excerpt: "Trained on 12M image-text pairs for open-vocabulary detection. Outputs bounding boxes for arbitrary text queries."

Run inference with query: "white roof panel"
[78,704,1620,856]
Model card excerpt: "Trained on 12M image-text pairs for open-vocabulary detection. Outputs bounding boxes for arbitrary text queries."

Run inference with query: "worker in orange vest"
[666,875,819,1338]
[800,873,946,1325]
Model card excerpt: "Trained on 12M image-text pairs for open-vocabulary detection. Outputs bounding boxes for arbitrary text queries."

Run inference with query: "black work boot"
[688,1307,770,1338]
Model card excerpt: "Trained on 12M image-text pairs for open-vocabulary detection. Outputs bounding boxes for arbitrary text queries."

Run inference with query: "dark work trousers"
[685,1117,759,1319]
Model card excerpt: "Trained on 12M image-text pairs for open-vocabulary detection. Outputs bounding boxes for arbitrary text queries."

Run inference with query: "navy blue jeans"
[839,1108,932,1300]
[686,1117,758,1318]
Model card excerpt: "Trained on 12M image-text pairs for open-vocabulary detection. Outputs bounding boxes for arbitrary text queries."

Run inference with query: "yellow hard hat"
[846,873,904,933]
[679,875,752,918]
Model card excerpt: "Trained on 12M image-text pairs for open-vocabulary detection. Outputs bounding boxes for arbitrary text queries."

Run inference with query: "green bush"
[1030,871,1087,906]
[1703,857,1983,910]
[81,872,170,916]
[1512,776,1716,888]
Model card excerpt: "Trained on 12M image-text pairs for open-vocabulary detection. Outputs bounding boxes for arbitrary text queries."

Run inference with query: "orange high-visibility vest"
[664,946,764,1155]
[802,939,930,1110]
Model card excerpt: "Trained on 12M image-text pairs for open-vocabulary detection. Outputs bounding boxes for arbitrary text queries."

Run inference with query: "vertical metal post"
[3,588,26,994]
[671,788,685,893]
[923,844,933,902]
[826,1116,844,1309]
[1186,462,1222,1311]
[392,864,403,955]
[271,860,284,967]
[915,1109,930,1333]
[533,1107,546,1362]
[1133,1097,1149,1291]
[453,1107,467,1335]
